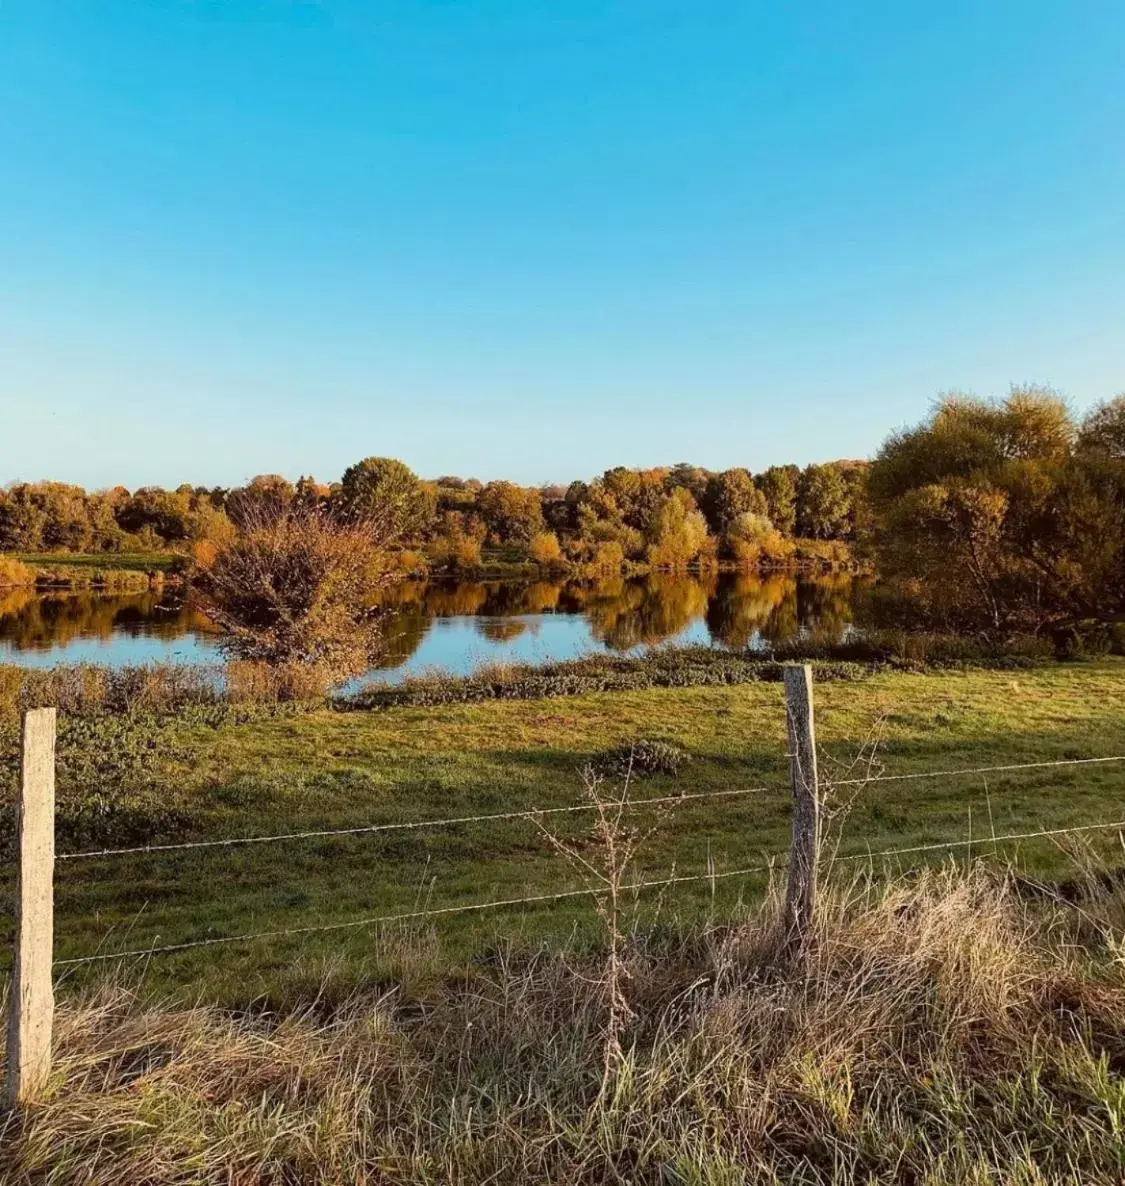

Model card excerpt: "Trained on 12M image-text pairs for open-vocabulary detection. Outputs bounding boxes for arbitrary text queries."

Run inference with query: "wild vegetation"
[195,503,393,685]
[2,657,1123,1000]
[3,863,1125,1183]
[3,389,1125,1181]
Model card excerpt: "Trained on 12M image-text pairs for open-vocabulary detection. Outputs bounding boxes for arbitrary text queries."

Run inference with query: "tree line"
[0,457,869,572]
[5,384,1124,650]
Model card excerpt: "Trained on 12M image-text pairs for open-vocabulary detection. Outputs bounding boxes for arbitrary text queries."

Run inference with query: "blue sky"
[2,1,1123,489]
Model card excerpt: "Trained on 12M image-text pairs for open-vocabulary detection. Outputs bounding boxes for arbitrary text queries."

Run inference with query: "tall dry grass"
[0,660,333,722]
[3,865,1125,1184]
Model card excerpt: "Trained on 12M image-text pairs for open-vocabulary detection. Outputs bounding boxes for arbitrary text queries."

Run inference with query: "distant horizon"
[2,386,1116,493]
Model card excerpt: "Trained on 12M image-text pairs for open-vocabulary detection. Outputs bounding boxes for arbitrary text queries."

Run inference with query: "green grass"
[8,550,179,573]
[5,660,1125,1004]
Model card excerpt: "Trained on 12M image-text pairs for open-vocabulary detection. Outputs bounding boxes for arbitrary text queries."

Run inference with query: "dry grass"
[0,660,332,721]
[4,865,1125,1184]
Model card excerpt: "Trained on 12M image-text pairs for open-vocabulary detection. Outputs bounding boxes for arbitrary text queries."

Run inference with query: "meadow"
[3,656,1124,1005]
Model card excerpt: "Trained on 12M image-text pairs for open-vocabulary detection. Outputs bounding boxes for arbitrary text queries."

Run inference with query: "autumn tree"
[117,486,193,541]
[797,463,853,539]
[600,467,670,534]
[528,531,564,566]
[700,468,767,534]
[868,387,1125,637]
[645,488,710,568]
[1078,394,1125,460]
[338,457,436,541]
[477,480,545,545]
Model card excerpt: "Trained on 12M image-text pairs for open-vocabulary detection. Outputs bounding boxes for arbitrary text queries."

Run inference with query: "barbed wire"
[54,814,1125,967]
[53,753,1125,862]
[833,754,1125,789]
[53,861,777,966]
[830,817,1125,865]
[54,784,776,861]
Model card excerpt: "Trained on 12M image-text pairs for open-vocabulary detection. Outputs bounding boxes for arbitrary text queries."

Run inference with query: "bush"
[197,504,392,680]
[346,648,869,710]
[591,738,690,779]
[528,531,563,566]
[724,512,794,567]
[0,555,35,586]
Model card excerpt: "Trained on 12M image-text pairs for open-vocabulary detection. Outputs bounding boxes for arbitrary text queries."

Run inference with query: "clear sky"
[2,1,1124,490]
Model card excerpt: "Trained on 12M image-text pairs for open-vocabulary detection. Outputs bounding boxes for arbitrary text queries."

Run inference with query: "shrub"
[591,738,690,779]
[197,505,392,680]
[528,531,563,566]
[347,648,869,710]
[725,512,793,567]
[0,555,35,586]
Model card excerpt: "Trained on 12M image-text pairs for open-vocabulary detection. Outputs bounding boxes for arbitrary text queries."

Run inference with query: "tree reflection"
[2,572,863,667]
[706,574,795,649]
[475,618,530,643]
[0,590,209,653]
[796,572,856,643]
[577,573,714,651]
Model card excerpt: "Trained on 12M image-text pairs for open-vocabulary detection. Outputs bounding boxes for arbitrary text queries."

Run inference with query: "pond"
[0,572,863,683]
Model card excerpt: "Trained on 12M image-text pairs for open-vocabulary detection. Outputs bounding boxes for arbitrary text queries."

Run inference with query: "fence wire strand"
[54,785,775,861]
[55,815,1125,967]
[53,753,1125,862]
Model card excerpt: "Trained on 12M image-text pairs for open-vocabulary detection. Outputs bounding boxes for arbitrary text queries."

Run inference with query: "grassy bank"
[1,659,1124,1003]
[1,551,179,590]
[432,538,862,580]
[3,865,1125,1183]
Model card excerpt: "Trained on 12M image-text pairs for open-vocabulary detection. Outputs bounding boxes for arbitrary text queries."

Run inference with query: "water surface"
[0,573,862,682]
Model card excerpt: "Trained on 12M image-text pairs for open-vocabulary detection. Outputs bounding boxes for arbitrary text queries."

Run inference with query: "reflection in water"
[0,573,863,678]
[0,589,212,653]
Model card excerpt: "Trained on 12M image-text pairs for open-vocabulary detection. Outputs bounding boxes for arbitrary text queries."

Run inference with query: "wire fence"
[53,753,1125,863]
[7,670,1125,1106]
[51,815,1125,967]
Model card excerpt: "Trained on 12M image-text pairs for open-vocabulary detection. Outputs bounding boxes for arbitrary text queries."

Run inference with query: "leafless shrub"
[534,759,677,1079]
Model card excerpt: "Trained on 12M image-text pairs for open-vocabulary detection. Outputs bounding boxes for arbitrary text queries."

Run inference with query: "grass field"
[2,659,1124,1004]
[8,550,179,573]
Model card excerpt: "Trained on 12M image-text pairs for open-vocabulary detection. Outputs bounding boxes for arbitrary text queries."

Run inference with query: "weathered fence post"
[5,707,56,1109]
[783,665,819,946]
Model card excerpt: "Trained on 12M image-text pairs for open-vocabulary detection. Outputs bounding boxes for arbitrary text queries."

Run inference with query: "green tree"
[700,468,766,534]
[338,458,436,542]
[797,464,852,539]
[754,466,799,536]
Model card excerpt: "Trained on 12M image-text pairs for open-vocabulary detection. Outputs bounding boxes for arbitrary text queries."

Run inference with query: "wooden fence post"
[5,707,56,1109]
[783,665,820,946]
